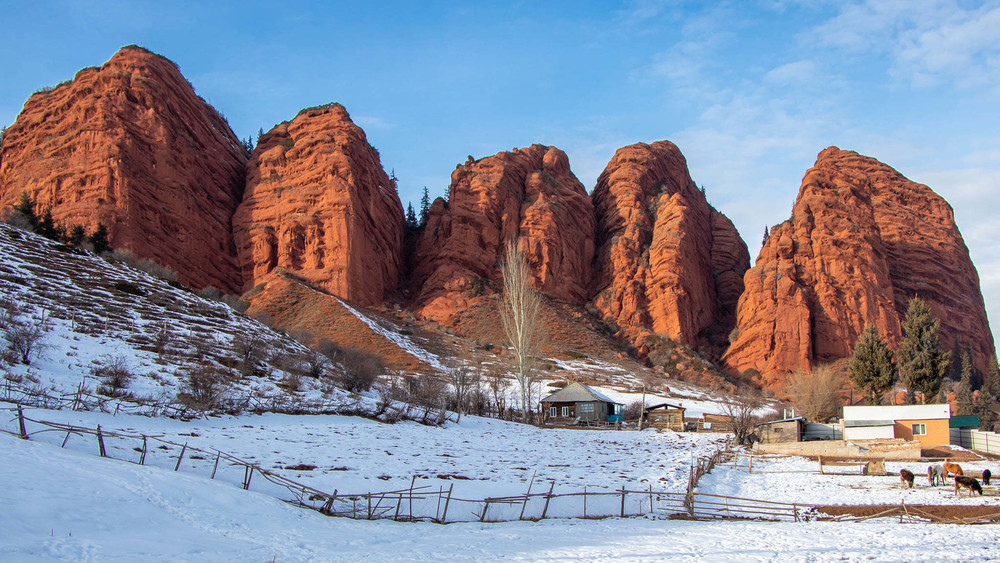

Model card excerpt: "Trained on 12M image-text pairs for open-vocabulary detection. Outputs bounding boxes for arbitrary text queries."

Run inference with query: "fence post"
[441,483,453,523]
[174,442,188,471]
[649,484,654,514]
[519,471,536,521]
[17,405,28,440]
[480,499,491,522]
[140,436,147,465]
[210,451,220,479]
[96,425,106,457]
[540,482,555,520]
[243,465,254,490]
[620,486,626,518]
[61,431,71,448]
[583,486,587,518]
[408,476,416,521]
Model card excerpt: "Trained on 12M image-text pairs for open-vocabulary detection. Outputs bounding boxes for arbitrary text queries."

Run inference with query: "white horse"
[927,464,945,486]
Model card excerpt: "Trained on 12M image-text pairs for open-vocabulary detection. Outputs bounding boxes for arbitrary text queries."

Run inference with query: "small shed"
[644,403,685,431]
[755,417,805,443]
[700,413,734,433]
[541,382,622,425]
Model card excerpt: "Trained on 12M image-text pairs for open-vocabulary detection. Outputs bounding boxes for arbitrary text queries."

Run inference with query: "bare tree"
[498,240,543,423]
[231,334,269,378]
[4,309,49,365]
[337,348,384,393]
[720,386,765,444]
[485,364,508,419]
[786,363,846,422]
[448,364,475,422]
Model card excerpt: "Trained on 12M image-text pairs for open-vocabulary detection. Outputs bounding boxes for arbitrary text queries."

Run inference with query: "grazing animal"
[943,462,964,482]
[955,475,983,497]
[983,469,992,486]
[900,469,915,488]
[927,464,944,486]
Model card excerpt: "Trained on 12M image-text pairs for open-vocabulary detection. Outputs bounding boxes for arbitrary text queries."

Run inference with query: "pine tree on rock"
[848,325,897,405]
[898,297,951,404]
[89,223,110,254]
[405,203,418,230]
[954,349,976,415]
[419,187,430,227]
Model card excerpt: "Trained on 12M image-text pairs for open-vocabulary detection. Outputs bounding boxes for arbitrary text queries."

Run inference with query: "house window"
[549,407,557,418]
[580,403,595,413]
[667,414,675,423]
[912,423,927,436]
[561,406,570,417]
[655,415,663,422]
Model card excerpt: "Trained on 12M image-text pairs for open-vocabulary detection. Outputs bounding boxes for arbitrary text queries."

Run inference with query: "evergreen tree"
[762,226,769,247]
[848,325,897,405]
[37,207,58,239]
[898,297,951,404]
[954,350,975,415]
[418,186,430,227]
[88,223,110,254]
[68,224,87,246]
[405,203,418,230]
[257,127,264,145]
[13,192,38,229]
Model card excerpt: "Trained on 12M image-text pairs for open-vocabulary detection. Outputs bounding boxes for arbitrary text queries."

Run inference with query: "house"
[755,417,805,443]
[697,413,734,433]
[541,382,622,425]
[841,404,951,447]
[644,403,685,431]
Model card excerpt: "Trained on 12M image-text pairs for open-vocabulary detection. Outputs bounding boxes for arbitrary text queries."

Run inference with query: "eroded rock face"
[411,144,594,322]
[723,147,995,387]
[0,46,247,292]
[233,103,404,306]
[590,141,750,350]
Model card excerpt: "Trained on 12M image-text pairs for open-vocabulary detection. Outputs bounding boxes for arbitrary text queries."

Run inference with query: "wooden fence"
[1,405,804,523]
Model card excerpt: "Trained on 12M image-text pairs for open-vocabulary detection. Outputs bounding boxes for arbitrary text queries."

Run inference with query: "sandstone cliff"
[233,103,404,306]
[411,144,594,322]
[724,147,995,388]
[0,46,247,292]
[590,141,750,352]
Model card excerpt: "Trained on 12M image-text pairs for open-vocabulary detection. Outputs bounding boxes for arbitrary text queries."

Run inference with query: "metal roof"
[540,382,620,404]
[843,419,895,428]
[644,402,684,412]
[949,415,980,428]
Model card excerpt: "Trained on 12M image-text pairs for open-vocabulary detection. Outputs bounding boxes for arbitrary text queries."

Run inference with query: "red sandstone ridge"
[411,144,594,322]
[590,141,750,352]
[0,46,247,292]
[233,103,404,306]
[723,147,995,389]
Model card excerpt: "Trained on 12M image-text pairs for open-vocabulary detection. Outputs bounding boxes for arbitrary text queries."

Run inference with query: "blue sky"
[2,1,999,351]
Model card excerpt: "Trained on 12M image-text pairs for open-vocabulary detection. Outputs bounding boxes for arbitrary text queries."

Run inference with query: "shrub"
[232,334,270,378]
[337,348,383,393]
[177,364,228,410]
[113,281,145,296]
[4,311,49,365]
[197,286,223,301]
[221,294,248,313]
[622,400,644,422]
[94,355,134,397]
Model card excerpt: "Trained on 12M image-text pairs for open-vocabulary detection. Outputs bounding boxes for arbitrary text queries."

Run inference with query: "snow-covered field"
[4,409,1000,562]
[700,453,1000,507]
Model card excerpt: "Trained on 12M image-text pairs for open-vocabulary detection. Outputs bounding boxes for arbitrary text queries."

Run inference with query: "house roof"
[843,419,895,428]
[540,382,620,404]
[842,404,950,422]
[644,402,684,412]
[757,417,805,426]
[950,415,981,428]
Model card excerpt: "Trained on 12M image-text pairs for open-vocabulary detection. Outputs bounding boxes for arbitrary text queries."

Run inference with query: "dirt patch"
[922,446,995,461]
[815,504,1000,522]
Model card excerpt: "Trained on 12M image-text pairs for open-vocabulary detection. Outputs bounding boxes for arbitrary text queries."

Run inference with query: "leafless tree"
[787,363,846,422]
[232,334,269,378]
[177,363,228,411]
[93,355,134,397]
[448,364,475,422]
[498,239,543,423]
[485,364,508,419]
[720,385,766,444]
[4,309,49,365]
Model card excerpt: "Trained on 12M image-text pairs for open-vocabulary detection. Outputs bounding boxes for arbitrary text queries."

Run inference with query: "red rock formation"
[411,144,594,322]
[724,147,995,388]
[590,141,750,351]
[0,46,247,292]
[233,103,403,306]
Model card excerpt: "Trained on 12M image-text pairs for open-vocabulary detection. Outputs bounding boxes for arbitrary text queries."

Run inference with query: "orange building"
[841,404,951,447]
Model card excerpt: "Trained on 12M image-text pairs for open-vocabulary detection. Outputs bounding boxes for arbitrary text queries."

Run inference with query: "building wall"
[758,420,801,443]
[843,425,895,441]
[647,408,684,431]
[894,418,950,447]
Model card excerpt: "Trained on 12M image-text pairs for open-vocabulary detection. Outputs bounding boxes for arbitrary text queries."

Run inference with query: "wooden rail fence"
[1,405,807,524]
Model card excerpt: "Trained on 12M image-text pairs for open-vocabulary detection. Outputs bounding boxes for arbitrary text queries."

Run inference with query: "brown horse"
[955,475,983,497]
[900,469,915,488]
[943,462,964,482]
